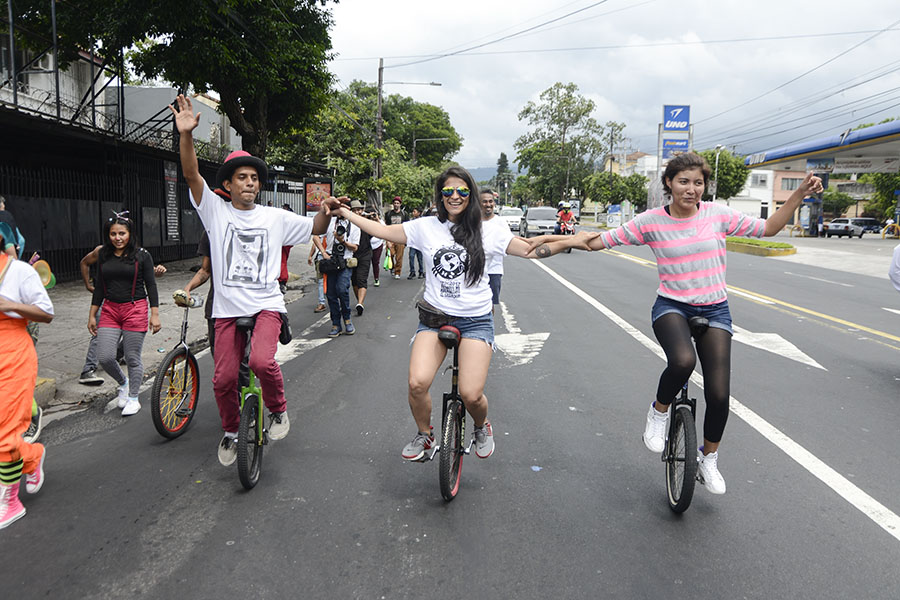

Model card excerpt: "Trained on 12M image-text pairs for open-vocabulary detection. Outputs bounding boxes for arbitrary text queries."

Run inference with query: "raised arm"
[764,172,823,236]
[323,198,407,245]
[168,94,205,205]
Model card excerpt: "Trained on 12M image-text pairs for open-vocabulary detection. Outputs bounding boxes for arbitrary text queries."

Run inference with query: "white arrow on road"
[275,315,332,363]
[494,301,550,367]
[732,324,826,370]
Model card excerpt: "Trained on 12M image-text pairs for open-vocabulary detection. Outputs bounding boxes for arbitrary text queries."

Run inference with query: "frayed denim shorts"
[414,312,495,348]
[651,296,733,335]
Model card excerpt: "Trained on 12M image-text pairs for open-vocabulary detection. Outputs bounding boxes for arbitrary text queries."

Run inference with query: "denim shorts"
[651,296,733,335]
[414,312,495,348]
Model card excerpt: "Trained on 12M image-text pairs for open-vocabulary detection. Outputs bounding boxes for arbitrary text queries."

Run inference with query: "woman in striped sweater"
[531,152,822,495]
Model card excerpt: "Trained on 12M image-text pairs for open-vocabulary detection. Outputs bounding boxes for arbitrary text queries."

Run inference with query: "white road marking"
[784,271,854,287]
[883,307,900,316]
[727,287,775,304]
[531,260,900,543]
[495,301,550,366]
[732,325,826,370]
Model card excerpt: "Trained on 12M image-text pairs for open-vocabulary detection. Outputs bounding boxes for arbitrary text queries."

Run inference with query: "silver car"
[825,218,864,238]
[520,206,559,238]
[499,206,523,232]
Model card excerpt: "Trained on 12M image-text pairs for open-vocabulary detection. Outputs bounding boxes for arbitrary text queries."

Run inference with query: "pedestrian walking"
[322,206,360,336]
[308,235,327,312]
[0,230,54,529]
[384,197,408,279]
[407,207,425,279]
[349,200,372,316]
[369,214,385,287]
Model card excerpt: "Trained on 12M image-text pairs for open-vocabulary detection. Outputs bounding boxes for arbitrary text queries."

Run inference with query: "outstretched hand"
[322,196,350,216]
[569,230,601,251]
[800,172,825,196]
[168,94,201,134]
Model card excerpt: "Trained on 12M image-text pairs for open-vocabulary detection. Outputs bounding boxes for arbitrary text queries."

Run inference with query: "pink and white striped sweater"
[599,202,767,305]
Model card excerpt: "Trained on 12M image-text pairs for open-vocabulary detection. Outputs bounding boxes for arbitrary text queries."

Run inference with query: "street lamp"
[375,57,442,205]
[412,137,449,165]
[712,144,724,204]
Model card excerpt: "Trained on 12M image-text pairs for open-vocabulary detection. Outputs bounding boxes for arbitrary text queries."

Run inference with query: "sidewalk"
[34,241,319,417]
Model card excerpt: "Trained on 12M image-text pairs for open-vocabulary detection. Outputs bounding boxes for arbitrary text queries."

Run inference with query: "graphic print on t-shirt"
[432,245,467,299]
[223,224,268,289]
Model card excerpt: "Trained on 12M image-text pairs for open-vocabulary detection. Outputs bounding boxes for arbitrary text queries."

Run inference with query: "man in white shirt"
[170,95,331,466]
[890,243,900,293]
[480,189,509,310]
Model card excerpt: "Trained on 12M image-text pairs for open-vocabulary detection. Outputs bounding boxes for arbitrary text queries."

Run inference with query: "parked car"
[851,217,882,233]
[520,206,559,238]
[499,206,523,232]
[826,218,864,238]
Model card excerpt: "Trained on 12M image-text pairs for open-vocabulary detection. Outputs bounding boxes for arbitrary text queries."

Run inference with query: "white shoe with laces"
[698,449,727,494]
[642,403,669,453]
[116,379,129,409]
[121,397,141,416]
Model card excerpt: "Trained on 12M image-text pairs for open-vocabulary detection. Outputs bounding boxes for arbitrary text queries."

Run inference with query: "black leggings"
[652,313,732,444]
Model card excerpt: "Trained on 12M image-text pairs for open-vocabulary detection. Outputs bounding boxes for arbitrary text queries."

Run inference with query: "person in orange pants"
[0,245,54,530]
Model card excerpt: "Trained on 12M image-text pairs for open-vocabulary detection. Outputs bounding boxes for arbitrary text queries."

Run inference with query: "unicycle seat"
[438,325,461,349]
[688,316,709,338]
[236,316,256,332]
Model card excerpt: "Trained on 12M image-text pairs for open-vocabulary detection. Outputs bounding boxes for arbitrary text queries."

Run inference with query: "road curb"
[726,241,797,257]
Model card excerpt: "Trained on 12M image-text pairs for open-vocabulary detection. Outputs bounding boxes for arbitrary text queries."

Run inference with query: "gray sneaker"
[23,406,43,444]
[78,369,104,385]
[217,434,237,466]
[268,411,290,440]
[474,420,495,458]
[401,429,434,461]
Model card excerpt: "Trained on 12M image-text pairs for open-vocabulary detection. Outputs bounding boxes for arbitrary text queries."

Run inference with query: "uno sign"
[662,105,690,132]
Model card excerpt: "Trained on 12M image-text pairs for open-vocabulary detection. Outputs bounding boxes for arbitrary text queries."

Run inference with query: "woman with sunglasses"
[324,166,592,462]
[87,213,161,416]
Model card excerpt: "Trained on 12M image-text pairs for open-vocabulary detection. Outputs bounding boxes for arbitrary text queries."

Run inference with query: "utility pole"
[374,58,384,210]
[608,128,615,204]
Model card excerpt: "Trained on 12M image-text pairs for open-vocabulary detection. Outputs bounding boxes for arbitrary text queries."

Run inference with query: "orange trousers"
[0,314,43,474]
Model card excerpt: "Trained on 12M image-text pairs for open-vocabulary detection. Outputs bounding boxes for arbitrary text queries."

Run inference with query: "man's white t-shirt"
[325,217,361,260]
[483,216,510,276]
[403,216,513,317]
[890,243,900,292]
[190,181,313,318]
[0,258,54,319]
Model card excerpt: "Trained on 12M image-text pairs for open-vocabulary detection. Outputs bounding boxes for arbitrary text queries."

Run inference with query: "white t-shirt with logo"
[325,217,361,259]
[0,258,54,319]
[190,181,313,318]
[483,216,510,276]
[403,216,513,317]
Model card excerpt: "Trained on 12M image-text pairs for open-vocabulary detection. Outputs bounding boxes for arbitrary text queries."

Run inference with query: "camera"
[335,224,346,237]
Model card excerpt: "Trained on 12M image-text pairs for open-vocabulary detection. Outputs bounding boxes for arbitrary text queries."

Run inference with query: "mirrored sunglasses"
[441,186,470,198]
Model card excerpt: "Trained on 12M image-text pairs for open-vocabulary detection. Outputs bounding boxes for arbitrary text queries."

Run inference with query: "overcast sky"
[327,0,900,170]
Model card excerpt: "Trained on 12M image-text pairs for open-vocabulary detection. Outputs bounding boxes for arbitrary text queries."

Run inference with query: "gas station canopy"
[744,120,900,172]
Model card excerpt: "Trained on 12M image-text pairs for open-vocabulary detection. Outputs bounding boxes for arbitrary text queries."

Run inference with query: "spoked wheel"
[150,348,199,439]
[237,395,264,490]
[439,399,464,501]
[665,406,698,513]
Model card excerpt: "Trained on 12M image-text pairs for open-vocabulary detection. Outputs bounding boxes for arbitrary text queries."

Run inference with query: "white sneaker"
[121,397,141,416]
[268,412,290,440]
[218,433,238,466]
[698,450,727,494]
[642,403,668,453]
[116,379,129,409]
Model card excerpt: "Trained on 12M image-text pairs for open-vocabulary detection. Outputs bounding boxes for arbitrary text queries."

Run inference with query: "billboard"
[304,178,332,213]
[662,138,689,159]
[662,105,690,132]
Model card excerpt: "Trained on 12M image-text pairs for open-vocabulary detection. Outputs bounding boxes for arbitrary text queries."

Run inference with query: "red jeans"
[212,310,286,433]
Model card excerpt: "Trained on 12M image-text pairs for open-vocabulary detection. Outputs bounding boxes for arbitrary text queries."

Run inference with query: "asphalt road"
[4,242,900,599]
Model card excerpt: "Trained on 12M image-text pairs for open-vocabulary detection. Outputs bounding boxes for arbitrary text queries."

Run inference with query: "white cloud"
[328,0,900,168]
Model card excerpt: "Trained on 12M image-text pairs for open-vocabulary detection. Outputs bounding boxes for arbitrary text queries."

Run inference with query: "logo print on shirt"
[223,225,268,289]
[432,245,467,299]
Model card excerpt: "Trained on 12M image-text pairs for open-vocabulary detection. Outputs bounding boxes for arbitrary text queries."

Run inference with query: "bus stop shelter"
[744,121,900,235]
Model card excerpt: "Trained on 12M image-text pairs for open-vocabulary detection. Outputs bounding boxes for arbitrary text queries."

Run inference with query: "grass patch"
[725,236,793,249]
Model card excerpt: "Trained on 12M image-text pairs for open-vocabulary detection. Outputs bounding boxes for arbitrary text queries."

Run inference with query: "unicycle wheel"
[237,395,263,490]
[665,405,698,513]
[150,348,199,439]
[439,399,464,501]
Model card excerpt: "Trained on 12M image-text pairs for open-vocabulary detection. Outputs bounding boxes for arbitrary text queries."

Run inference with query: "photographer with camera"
[320,204,360,337]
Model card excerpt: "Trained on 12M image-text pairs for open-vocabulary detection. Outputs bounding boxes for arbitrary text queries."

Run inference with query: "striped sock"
[32,399,39,417]
[0,459,24,485]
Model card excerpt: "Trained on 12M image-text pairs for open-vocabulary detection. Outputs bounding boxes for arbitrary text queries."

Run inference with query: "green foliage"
[859,172,900,218]
[623,173,649,211]
[697,148,750,201]
[497,152,510,176]
[8,0,335,159]
[514,82,609,204]
[852,117,897,130]
[383,94,461,169]
[822,187,856,216]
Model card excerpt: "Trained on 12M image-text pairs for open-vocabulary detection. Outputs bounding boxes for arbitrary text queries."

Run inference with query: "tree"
[383,94,461,169]
[514,82,606,204]
[822,188,855,216]
[697,148,750,201]
[623,173,649,211]
[11,0,335,159]
[860,172,900,219]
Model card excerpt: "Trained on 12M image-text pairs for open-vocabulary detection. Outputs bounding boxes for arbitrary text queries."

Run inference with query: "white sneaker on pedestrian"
[116,379,129,409]
[268,412,290,440]
[218,433,238,466]
[121,397,141,416]
[697,450,727,494]
[642,403,668,453]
